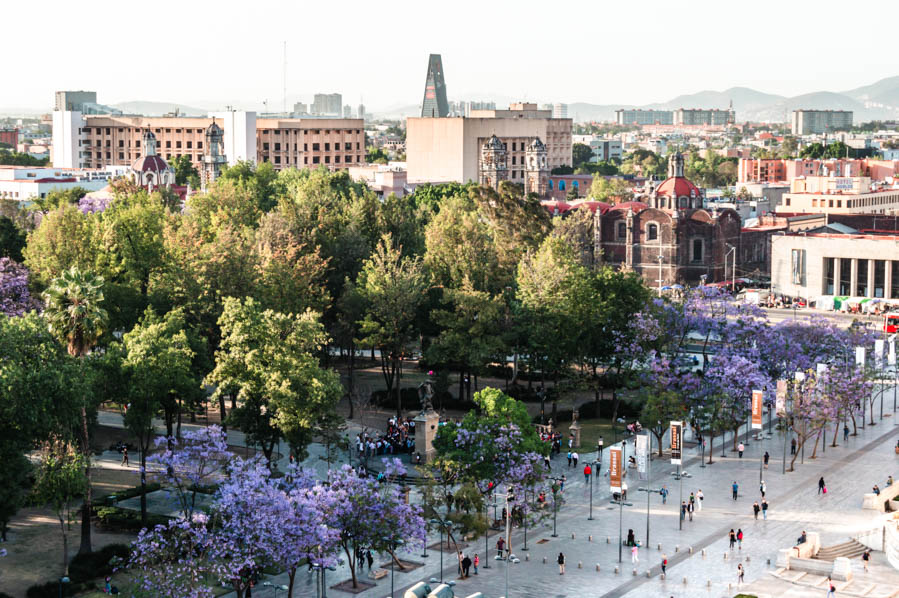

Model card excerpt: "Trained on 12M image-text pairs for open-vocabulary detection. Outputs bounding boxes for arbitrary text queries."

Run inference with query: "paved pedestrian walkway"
[229,414,899,598]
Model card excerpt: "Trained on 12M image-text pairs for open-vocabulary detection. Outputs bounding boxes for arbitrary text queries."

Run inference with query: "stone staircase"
[814,540,868,561]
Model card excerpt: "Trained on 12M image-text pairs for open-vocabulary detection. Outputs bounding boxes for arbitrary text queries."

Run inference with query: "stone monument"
[414,374,440,463]
[568,408,582,449]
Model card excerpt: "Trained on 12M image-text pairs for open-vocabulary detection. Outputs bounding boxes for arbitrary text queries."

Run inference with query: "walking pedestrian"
[121,446,129,466]
[583,463,591,484]
[763,451,769,469]
[826,576,836,597]
[567,451,572,467]
[738,442,745,458]
[863,549,870,572]
[843,424,850,442]
[689,492,695,509]
[544,455,551,471]
[680,501,687,522]
[558,552,565,575]
[572,452,579,468]
[737,563,744,585]
[732,481,739,501]
[597,436,604,460]
[560,475,566,492]
[753,501,760,520]
[366,550,374,569]
[728,529,736,550]
[760,480,766,498]
[462,554,472,578]
[496,537,505,560]
[661,554,667,576]
[631,544,639,564]
[697,489,704,511]
[818,477,826,495]
[791,438,797,455]
[660,485,668,504]
[761,498,768,520]
[687,500,694,521]
[457,551,463,576]
[737,529,744,550]
[473,554,479,575]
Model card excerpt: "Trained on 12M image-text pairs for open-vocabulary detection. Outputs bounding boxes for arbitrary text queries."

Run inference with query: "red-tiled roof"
[655,176,701,198]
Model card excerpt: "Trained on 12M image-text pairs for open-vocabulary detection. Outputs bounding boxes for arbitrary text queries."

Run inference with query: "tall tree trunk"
[347,342,356,419]
[831,420,840,447]
[395,356,403,418]
[140,445,148,527]
[219,394,228,433]
[78,405,92,554]
[810,429,822,459]
[707,432,714,464]
[60,514,69,575]
[287,568,296,598]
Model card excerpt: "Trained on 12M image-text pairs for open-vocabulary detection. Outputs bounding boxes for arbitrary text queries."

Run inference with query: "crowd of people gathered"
[355,416,417,460]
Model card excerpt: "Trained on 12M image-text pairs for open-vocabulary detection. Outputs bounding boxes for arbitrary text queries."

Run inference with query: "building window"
[325,156,331,164]
[166,141,171,148]
[275,143,281,151]
[512,156,516,165]
[118,152,124,159]
[791,249,805,285]
[118,140,124,147]
[313,156,320,164]
[874,260,886,298]
[346,155,352,163]
[345,142,352,151]
[856,259,869,297]
[313,143,320,151]
[892,262,899,299]
[187,141,192,149]
[840,258,852,295]
[647,224,658,241]
[263,142,269,150]
[824,257,835,295]
[325,143,331,151]
[559,180,566,191]
[617,222,626,239]
[356,142,360,150]
[691,239,703,262]
[548,180,554,191]
[274,156,281,164]
[335,155,340,163]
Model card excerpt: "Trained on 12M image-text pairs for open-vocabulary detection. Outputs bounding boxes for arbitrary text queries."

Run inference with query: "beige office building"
[406,103,572,183]
[777,175,899,215]
[54,112,364,172]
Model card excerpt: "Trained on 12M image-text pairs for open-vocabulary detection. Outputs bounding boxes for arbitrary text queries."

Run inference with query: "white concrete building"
[0,165,122,201]
[791,110,853,135]
[771,232,899,300]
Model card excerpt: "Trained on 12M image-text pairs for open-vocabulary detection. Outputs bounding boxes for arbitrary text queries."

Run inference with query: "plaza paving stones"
[95,410,899,598]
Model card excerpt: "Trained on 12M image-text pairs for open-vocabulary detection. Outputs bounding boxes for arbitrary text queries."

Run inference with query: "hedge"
[95,506,170,532]
[24,544,130,598]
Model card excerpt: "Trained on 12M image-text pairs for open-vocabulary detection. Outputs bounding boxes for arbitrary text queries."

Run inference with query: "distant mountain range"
[111,101,209,116]
[569,76,899,123]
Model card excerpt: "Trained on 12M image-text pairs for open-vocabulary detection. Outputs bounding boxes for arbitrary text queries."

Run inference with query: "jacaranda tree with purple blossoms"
[324,459,425,588]
[149,425,230,520]
[0,257,37,316]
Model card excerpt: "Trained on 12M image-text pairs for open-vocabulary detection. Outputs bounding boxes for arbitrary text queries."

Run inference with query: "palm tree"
[43,266,108,555]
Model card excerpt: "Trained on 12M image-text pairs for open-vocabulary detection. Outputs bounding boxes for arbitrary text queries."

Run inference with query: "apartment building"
[673,108,734,126]
[777,175,899,215]
[53,110,364,171]
[791,110,853,135]
[615,109,674,126]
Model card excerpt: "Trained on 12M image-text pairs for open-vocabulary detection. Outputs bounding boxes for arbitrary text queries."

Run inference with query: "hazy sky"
[7,0,898,112]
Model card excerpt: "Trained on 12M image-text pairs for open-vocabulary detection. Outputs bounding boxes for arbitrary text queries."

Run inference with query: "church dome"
[655,176,702,199]
[130,154,170,174]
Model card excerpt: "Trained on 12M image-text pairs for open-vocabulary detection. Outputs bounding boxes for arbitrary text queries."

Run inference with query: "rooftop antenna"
[283,41,287,114]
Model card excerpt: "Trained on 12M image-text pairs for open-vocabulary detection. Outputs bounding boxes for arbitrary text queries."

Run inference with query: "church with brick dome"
[128,130,175,190]
[551,153,742,287]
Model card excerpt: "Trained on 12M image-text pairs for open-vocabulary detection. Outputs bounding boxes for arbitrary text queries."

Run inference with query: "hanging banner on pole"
[875,339,884,369]
[889,340,896,366]
[776,380,787,416]
[609,447,622,494]
[856,347,866,368]
[816,363,828,376]
[751,390,763,429]
[669,421,682,465]
[636,434,648,481]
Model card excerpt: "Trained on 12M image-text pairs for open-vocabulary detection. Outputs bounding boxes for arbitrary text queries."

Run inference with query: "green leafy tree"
[23,204,97,286]
[0,313,83,541]
[0,215,26,261]
[217,159,279,212]
[121,308,195,524]
[357,235,428,418]
[640,389,687,457]
[589,177,633,203]
[32,447,87,576]
[171,155,201,188]
[0,149,49,166]
[42,266,109,554]
[366,147,389,164]
[206,297,342,461]
[571,143,594,168]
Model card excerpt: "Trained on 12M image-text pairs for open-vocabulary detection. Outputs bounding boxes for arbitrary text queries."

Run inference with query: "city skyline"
[6,0,899,114]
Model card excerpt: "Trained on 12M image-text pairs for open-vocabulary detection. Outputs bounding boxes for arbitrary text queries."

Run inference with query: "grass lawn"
[569,418,619,452]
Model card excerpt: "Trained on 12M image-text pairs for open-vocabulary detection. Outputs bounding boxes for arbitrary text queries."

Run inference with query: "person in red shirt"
[583,463,592,484]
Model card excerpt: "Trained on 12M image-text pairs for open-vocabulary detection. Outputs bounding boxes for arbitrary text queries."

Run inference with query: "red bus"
[884,314,899,334]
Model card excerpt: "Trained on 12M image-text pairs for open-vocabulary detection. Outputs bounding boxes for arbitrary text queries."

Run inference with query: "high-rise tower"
[421,54,449,118]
